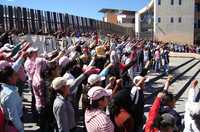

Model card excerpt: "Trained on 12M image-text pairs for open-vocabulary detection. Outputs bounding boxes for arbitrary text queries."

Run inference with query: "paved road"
[23,57,200,131]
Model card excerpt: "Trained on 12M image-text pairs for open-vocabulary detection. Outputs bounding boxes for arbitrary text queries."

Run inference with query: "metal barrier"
[0,4,128,35]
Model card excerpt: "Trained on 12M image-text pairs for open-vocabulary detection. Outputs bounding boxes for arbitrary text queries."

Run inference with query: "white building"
[135,0,199,45]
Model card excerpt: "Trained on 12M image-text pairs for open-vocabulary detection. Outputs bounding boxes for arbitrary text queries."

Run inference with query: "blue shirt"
[0,84,24,132]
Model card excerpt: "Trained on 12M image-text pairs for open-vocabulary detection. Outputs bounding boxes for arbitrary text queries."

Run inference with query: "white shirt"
[188,87,199,102]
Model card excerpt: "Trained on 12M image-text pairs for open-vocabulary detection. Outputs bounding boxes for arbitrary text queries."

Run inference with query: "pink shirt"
[32,58,48,108]
[85,109,114,132]
[154,50,160,60]
[24,58,36,81]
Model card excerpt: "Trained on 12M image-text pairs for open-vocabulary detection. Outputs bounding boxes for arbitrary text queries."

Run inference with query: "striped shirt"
[85,109,114,132]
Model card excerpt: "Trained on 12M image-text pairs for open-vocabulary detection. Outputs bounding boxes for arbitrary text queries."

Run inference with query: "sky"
[1,0,150,20]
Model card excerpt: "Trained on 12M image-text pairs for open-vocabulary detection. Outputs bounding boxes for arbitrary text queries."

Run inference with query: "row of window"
[158,0,182,5]
[157,17,182,23]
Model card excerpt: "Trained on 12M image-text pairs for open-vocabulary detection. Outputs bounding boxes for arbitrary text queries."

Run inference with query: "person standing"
[154,47,161,72]
[24,47,38,117]
[52,77,76,132]
[162,47,170,75]
[0,66,24,132]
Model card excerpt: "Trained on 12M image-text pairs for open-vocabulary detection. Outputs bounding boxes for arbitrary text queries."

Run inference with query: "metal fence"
[0,4,128,35]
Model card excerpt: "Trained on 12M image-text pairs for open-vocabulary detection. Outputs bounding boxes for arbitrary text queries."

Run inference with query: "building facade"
[99,8,135,27]
[135,0,200,45]
[99,8,135,37]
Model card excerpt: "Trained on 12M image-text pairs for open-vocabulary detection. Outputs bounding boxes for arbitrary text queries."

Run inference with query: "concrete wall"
[154,0,195,45]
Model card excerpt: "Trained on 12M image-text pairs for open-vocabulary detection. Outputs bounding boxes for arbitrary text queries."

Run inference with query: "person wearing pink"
[24,47,38,82]
[32,57,48,110]
[24,47,38,116]
[84,86,114,132]
[154,47,161,72]
[32,57,48,131]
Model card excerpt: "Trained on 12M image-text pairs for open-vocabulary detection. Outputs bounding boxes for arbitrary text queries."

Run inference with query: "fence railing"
[0,4,128,35]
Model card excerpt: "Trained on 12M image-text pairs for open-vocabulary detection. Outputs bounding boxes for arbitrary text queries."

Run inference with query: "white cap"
[133,76,149,85]
[0,43,14,52]
[51,77,73,91]
[87,86,110,101]
[27,47,38,53]
[63,72,75,81]
[87,74,105,86]
[133,76,143,85]
[4,43,14,49]
[59,56,70,67]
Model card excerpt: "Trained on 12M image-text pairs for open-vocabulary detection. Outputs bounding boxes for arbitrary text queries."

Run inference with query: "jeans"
[163,63,169,74]
[155,59,160,72]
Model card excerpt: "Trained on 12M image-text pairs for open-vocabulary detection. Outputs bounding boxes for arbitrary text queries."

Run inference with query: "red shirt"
[145,97,161,132]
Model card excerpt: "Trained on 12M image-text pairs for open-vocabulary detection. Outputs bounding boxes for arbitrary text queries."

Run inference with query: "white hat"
[87,86,110,101]
[87,74,105,86]
[51,77,72,91]
[4,43,14,49]
[63,72,75,81]
[1,43,14,52]
[133,76,149,85]
[133,76,143,85]
[59,56,70,68]
[27,47,38,53]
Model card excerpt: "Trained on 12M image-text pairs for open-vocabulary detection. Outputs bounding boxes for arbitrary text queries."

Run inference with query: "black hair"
[47,61,59,78]
[140,68,148,77]
[75,45,82,53]
[0,66,15,84]
[162,93,175,106]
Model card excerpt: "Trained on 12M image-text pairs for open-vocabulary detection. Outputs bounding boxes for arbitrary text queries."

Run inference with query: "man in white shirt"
[188,80,199,102]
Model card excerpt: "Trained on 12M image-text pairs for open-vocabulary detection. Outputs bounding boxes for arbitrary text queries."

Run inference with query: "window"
[179,0,182,5]
[170,17,174,23]
[195,3,200,12]
[195,20,198,28]
[158,17,161,23]
[158,0,161,5]
[178,17,182,23]
[171,0,174,5]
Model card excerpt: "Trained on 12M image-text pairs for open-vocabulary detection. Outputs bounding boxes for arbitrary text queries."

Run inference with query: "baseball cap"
[0,43,14,52]
[87,86,111,101]
[87,74,105,86]
[27,47,38,53]
[51,77,73,91]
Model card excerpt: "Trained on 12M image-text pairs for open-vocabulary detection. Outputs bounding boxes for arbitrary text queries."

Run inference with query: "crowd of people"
[0,30,200,132]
